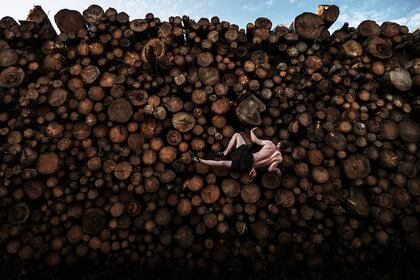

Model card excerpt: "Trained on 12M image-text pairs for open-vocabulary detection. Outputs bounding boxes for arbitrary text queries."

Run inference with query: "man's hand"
[275,168,282,176]
[250,127,266,146]
[249,168,257,182]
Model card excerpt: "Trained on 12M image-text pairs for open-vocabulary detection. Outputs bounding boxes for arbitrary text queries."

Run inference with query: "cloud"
[329,1,419,32]
[242,0,275,12]
[390,8,420,31]
[331,1,392,31]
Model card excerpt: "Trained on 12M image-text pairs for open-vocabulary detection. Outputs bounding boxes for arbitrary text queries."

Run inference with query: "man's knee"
[223,161,232,168]
[234,133,245,140]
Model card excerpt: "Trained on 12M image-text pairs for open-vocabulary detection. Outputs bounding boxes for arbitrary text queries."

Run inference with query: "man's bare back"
[249,128,283,176]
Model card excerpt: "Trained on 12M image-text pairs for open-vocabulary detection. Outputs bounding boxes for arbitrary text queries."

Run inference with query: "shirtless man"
[192,128,283,181]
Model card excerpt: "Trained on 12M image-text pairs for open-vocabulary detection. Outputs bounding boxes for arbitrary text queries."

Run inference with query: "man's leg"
[223,133,246,156]
[199,159,232,168]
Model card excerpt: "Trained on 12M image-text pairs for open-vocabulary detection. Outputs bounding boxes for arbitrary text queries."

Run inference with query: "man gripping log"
[192,128,284,181]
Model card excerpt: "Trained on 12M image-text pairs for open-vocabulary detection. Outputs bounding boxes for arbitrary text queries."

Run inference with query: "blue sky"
[1,0,419,32]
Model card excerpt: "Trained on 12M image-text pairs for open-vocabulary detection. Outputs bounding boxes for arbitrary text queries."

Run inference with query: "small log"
[172,112,196,132]
[262,172,281,189]
[383,67,412,91]
[81,65,100,84]
[185,175,204,192]
[23,180,45,200]
[198,67,220,85]
[357,20,381,37]
[343,155,371,179]
[159,146,177,163]
[201,185,220,204]
[174,226,194,248]
[141,38,166,63]
[197,52,214,67]
[0,66,25,88]
[36,152,59,175]
[155,208,171,226]
[346,188,369,217]
[8,203,30,225]
[82,208,105,234]
[107,98,133,123]
[114,161,133,180]
[0,48,18,67]
[380,120,399,140]
[342,40,363,57]
[276,189,295,208]
[83,5,105,24]
[221,178,241,197]
[241,184,260,204]
[398,121,419,143]
[367,36,392,59]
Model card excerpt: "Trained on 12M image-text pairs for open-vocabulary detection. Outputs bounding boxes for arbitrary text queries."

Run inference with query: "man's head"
[277,140,289,151]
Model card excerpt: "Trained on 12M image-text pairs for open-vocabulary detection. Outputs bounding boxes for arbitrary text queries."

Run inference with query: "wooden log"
[357,20,381,37]
[221,178,241,197]
[367,37,392,59]
[383,67,412,91]
[172,112,196,132]
[36,152,59,175]
[342,40,363,57]
[198,67,220,85]
[174,226,194,248]
[0,48,18,67]
[82,208,105,234]
[26,5,57,39]
[235,94,266,125]
[316,5,339,29]
[201,185,220,204]
[343,155,371,179]
[346,188,369,217]
[83,5,105,24]
[241,184,260,204]
[141,38,166,63]
[8,203,30,225]
[0,66,25,88]
[276,189,295,208]
[107,98,133,123]
[293,13,325,40]
[54,9,85,33]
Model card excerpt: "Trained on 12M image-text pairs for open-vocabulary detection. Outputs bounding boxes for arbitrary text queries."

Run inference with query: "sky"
[1,0,419,32]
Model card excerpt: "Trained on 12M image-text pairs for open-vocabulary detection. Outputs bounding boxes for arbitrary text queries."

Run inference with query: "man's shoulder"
[262,140,275,147]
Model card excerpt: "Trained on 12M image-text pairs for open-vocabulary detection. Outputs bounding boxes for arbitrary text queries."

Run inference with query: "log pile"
[0,4,419,271]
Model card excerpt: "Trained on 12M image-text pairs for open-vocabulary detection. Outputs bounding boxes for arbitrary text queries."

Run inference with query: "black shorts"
[231,144,254,172]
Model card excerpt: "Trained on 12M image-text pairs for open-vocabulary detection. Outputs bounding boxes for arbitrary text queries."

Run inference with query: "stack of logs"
[0,4,419,271]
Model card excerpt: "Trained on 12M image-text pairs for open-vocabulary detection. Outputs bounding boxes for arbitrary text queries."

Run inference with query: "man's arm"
[248,167,257,182]
[268,156,283,176]
[250,128,268,146]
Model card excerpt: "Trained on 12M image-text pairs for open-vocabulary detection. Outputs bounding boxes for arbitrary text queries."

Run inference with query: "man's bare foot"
[191,155,201,162]
[214,151,226,158]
